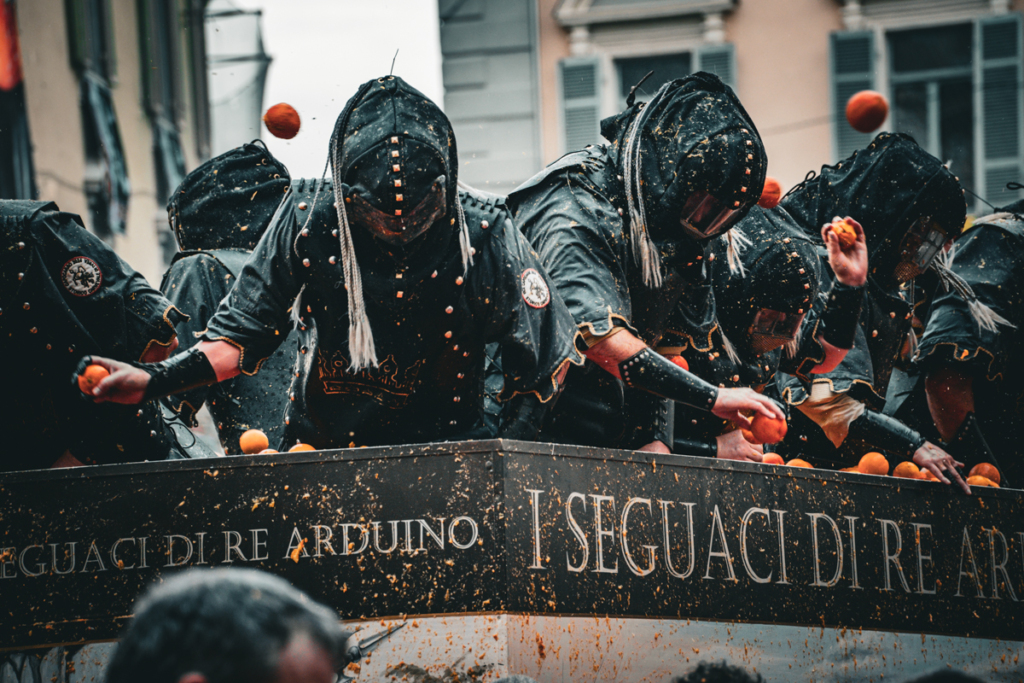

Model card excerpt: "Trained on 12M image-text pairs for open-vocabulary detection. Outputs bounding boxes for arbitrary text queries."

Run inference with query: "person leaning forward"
[77,75,584,447]
[507,72,784,453]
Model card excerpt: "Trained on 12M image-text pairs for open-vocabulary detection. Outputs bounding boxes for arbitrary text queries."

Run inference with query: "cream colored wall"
[727,0,842,195]
[17,0,89,221]
[537,0,571,166]
[16,0,194,286]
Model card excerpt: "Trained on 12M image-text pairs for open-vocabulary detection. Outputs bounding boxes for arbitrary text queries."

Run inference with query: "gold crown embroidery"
[318,351,425,407]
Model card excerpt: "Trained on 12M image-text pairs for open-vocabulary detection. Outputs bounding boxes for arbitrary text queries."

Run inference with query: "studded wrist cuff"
[618,347,719,411]
[821,281,864,350]
[139,346,219,402]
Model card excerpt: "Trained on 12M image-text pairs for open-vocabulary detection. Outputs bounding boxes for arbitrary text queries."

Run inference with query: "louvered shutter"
[560,57,601,154]
[697,44,735,90]
[978,14,1024,206]
[830,31,876,162]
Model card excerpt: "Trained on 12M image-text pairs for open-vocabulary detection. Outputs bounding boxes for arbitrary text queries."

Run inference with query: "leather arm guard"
[944,413,1008,487]
[497,393,551,441]
[139,347,219,402]
[673,436,717,458]
[846,409,926,458]
[820,281,864,350]
[618,347,719,411]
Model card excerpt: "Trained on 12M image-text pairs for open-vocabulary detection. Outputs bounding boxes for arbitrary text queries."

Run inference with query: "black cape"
[0,200,193,470]
[916,214,1024,483]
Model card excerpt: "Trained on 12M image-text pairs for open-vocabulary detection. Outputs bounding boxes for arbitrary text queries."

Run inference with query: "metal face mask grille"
[747,309,805,355]
[345,176,447,246]
[679,190,742,240]
[894,216,947,283]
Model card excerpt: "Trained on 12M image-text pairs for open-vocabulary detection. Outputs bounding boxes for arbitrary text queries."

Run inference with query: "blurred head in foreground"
[105,568,350,683]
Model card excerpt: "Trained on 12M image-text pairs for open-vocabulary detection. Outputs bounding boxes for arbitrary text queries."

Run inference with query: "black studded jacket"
[0,200,190,470]
[201,181,582,449]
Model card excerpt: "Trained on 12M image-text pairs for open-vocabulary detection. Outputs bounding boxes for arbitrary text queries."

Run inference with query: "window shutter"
[978,14,1023,207]
[697,44,735,90]
[560,57,601,154]
[830,31,876,162]
[65,0,88,72]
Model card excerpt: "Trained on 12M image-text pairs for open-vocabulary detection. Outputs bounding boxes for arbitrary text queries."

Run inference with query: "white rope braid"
[622,91,666,288]
[930,243,1014,334]
[330,137,378,371]
[723,227,752,277]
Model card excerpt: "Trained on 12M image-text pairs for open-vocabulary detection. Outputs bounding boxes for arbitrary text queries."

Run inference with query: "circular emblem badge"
[61,256,103,297]
[520,268,550,309]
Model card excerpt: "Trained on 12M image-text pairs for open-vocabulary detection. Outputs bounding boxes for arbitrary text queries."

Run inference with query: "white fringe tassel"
[930,244,1014,334]
[719,329,742,365]
[456,193,473,274]
[724,228,751,277]
[622,95,664,288]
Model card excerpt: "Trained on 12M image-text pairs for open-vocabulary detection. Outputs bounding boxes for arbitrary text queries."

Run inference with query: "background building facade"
[440,0,1024,212]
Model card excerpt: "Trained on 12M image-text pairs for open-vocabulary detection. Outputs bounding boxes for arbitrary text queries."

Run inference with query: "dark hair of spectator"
[104,568,348,683]
[674,661,765,683]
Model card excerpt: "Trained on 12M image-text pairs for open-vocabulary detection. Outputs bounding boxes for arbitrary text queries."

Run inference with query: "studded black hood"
[600,71,768,241]
[713,206,821,344]
[168,141,290,251]
[781,132,965,287]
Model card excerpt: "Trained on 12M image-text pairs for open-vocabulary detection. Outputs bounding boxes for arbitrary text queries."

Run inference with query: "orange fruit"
[758,177,782,209]
[239,429,269,455]
[845,90,889,133]
[830,218,857,249]
[288,443,315,452]
[750,413,787,445]
[741,428,756,443]
[892,461,921,479]
[840,466,859,472]
[967,475,999,488]
[670,355,689,372]
[919,469,939,481]
[968,463,1000,486]
[858,452,889,475]
[786,458,813,468]
[77,364,109,394]
[762,453,785,465]
[258,449,279,454]
[263,103,301,139]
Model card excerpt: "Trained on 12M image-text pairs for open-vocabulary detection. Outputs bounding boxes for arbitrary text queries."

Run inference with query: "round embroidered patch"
[61,256,103,297]
[520,268,550,308]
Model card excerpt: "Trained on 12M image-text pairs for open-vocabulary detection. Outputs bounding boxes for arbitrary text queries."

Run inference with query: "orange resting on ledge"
[77,364,109,394]
[289,443,315,452]
[966,475,999,488]
[968,463,1000,486]
[761,453,785,465]
[786,458,813,468]
[892,461,921,479]
[239,429,269,455]
[858,452,889,475]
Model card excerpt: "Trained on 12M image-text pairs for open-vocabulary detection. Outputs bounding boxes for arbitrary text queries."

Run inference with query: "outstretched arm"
[810,216,869,374]
[79,341,242,405]
[585,329,784,425]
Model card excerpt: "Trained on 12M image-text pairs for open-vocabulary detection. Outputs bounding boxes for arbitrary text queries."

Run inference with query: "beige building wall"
[537,0,571,166]
[728,0,842,193]
[16,0,202,286]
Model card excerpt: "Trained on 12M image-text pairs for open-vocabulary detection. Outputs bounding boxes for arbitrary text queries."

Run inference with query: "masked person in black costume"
[670,206,868,461]
[775,133,991,492]
[917,197,1024,487]
[161,141,296,454]
[79,76,584,447]
[507,72,784,452]
[0,200,210,471]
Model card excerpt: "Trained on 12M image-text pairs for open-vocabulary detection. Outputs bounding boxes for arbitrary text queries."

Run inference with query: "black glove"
[497,393,551,441]
[820,281,864,350]
[846,409,926,458]
[673,436,717,458]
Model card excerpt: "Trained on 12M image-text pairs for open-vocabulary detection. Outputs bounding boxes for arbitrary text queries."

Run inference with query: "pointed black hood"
[781,132,965,285]
[600,71,768,240]
[168,141,290,251]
